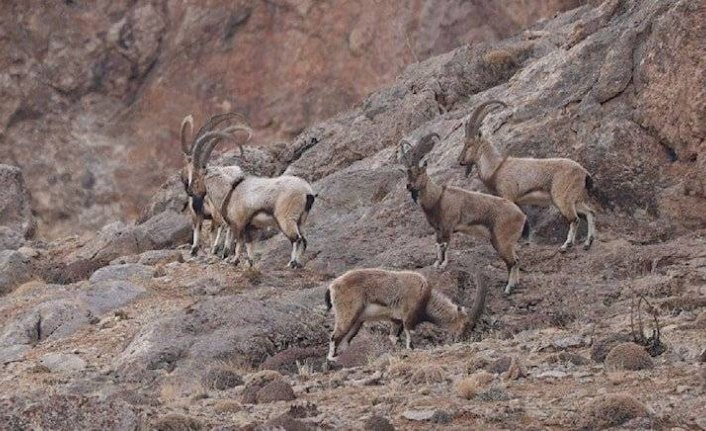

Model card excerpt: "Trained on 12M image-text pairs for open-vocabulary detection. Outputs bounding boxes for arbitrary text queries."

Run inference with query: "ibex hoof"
[231,258,241,267]
[190,248,198,257]
[287,260,303,269]
[559,244,572,253]
[326,355,338,362]
[504,285,514,296]
[583,239,594,250]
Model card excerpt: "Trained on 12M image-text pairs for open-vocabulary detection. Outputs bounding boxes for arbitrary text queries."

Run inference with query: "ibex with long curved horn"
[400,132,528,294]
[191,123,317,269]
[457,100,596,252]
[179,113,252,256]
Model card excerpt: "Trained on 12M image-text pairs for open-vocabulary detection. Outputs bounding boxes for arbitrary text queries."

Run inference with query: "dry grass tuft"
[201,364,243,390]
[455,370,494,400]
[604,342,653,372]
[387,357,413,380]
[483,49,515,67]
[409,365,446,385]
[576,394,650,430]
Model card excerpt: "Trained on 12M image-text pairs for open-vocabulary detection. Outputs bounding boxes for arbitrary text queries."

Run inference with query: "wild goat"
[180,113,252,256]
[400,133,528,294]
[324,269,488,361]
[192,125,316,269]
[457,100,596,252]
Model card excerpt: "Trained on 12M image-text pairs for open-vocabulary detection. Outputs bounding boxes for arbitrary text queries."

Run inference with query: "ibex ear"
[422,160,428,168]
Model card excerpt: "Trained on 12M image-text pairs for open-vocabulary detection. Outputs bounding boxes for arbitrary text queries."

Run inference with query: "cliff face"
[0,0,581,238]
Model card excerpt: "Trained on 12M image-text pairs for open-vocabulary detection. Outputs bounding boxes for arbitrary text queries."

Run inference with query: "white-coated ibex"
[457,100,597,252]
[180,113,252,256]
[400,133,528,294]
[192,125,317,269]
[324,269,488,361]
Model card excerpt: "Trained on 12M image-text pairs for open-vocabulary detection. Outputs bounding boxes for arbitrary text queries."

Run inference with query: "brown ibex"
[401,133,528,294]
[191,125,316,269]
[457,100,596,252]
[179,113,252,257]
[324,269,488,361]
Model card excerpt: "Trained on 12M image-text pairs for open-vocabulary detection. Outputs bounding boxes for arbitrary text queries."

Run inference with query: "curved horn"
[408,132,440,167]
[198,124,253,168]
[192,131,233,169]
[193,112,247,144]
[180,114,194,155]
[464,100,507,139]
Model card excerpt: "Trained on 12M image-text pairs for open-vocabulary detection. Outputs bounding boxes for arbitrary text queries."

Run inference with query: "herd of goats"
[178,100,597,361]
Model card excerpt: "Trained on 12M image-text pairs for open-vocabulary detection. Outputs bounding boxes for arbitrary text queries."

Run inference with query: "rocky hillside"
[1,0,706,430]
[0,0,580,239]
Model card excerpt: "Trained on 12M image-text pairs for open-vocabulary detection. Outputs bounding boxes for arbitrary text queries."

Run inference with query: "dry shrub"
[501,357,527,380]
[152,413,202,431]
[455,370,494,400]
[201,365,243,390]
[576,394,650,430]
[242,370,285,404]
[387,357,413,380]
[483,49,515,67]
[409,365,446,385]
[604,343,653,372]
[255,379,296,404]
[475,386,512,402]
[288,402,319,419]
[364,415,395,431]
[466,355,490,374]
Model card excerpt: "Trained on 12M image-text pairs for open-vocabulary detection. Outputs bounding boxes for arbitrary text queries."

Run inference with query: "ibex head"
[458,100,507,177]
[179,113,252,208]
[399,132,439,203]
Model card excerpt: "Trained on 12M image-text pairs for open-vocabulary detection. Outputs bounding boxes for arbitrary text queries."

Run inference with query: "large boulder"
[0,250,32,295]
[69,210,190,263]
[114,295,328,381]
[0,165,35,248]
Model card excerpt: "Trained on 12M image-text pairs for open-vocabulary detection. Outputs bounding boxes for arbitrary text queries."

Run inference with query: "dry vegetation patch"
[604,342,653,372]
[576,394,650,430]
[455,370,494,400]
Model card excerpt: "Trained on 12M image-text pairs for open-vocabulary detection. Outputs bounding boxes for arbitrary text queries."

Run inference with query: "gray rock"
[0,344,31,364]
[89,264,155,283]
[39,353,87,373]
[552,335,587,350]
[135,210,191,250]
[0,164,36,239]
[0,226,24,250]
[137,249,184,266]
[79,280,147,315]
[0,250,31,295]
[402,410,436,422]
[115,294,328,380]
[0,299,94,347]
[70,222,150,263]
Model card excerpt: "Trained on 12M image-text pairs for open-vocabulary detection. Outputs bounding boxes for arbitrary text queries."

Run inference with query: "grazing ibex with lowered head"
[400,133,528,294]
[192,126,317,269]
[324,268,488,361]
[457,100,596,252]
[180,113,252,257]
